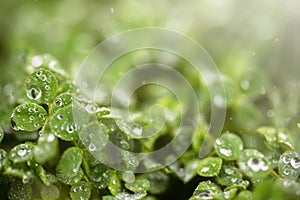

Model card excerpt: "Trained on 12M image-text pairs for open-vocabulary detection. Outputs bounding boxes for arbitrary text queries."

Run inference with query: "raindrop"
[88,143,96,152]
[45,85,50,90]
[32,56,43,67]
[55,98,63,106]
[219,147,232,157]
[201,167,210,173]
[231,178,238,183]
[22,176,31,184]
[27,87,42,100]
[29,116,34,121]
[47,134,55,142]
[66,125,75,133]
[283,169,290,175]
[34,107,38,112]
[224,168,234,175]
[282,156,290,164]
[17,149,27,157]
[241,80,250,90]
[57,114,63,120]
[17,108,21,113]
[41,74,47,81]
[290,158,300,169]
[132,124,142,136]
[34,122,39,127]
[297,123,300,129]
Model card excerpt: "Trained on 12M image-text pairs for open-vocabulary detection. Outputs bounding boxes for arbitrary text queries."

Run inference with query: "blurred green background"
[0,0,300,146]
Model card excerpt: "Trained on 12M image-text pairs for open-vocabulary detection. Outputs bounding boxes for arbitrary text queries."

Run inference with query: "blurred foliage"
[0,0,300,200]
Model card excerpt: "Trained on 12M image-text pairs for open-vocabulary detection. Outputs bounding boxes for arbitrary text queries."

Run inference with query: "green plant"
[0,54,299,200]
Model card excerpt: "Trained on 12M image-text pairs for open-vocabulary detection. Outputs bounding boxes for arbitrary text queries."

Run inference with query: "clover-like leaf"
[197,157,222,177]
[125,178,150,193]
[11,103,47,131]
[146,171,169,195]
[89,163,111,189]
[79,121,109,154]
[237,149,270,180]
[108,171,122,195]
[192,180,222,200]
[49,105,89,141]
[4,162,35,183]
[56,147,82,184]
[33,133,58,164]
[70,181,91,200]
[50,93,74,114]
[278,151,300,179]
[216,165,243,186]
[214,132,243,161]
[115,192,147,200]
[8,179,32,200]
[40,184,60,200]
[9,143,35,163]
[25,68,58,103]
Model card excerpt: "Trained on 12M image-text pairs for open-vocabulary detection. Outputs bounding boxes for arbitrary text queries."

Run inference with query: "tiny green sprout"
[197,157,222,177]
[11,103,47,131]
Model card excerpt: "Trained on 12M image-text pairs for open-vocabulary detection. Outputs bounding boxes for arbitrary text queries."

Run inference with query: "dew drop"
[88,143,96,152]
[34,122,39,127]
[41,74,47,81]
[57,114,63,120]
[29,116,34,121]
[219,147,232,157]
[290,158,300,169]
[17,149,27,157]
[66,125,75,133]
[240,80,250,90]
[132,124,142,136]
[27,87,42,100]
[55,98,63,106]
[32,56,43,67]
[297,123,300,129]
[201,167,210,173]
[45,85,50,90]
[282,156,290,164]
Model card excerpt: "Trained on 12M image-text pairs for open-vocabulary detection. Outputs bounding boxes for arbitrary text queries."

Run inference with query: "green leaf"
[234,190,253,200]
[256,127,279,149]
[9,143,35,163]
[33,133,58,164]
[4,162,34,183]
[0,126,4,143]
[183,159,200,183]
[11,103,47,131]
[50,93,74,114]
[70,181,91,200]
[192,180,222,200]
[40,184,60,200]
[49,105,89,141]
[25,68,58,103]
[216,165,243,186]
[78,121,109,154]
[115,192,147,200]
[125,178,150,193]
[214,132,244,161]
[197,157,222,177]
[278,151,300,179]
[108,171,121,195]
[56,147,83,185]
[146,171,169,195]
[8,179,32,200]
[237,149,270,180]
[88,163,111,189]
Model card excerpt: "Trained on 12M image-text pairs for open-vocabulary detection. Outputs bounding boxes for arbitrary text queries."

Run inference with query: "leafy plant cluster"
[0,54,299,200]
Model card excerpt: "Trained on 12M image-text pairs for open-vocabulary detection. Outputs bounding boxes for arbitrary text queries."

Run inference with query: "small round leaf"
[25,68,58,103]
[125,178,150,193]
[89,164,111,189]
[9,143,35,163]
[214,132,244,161]
[197,157,222,177]
[278,151,300,179]
[33,133,58,164]
[216,165,243,186]
[237,149,270,180]
[11,103,47,131]
[70,181,91,200]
